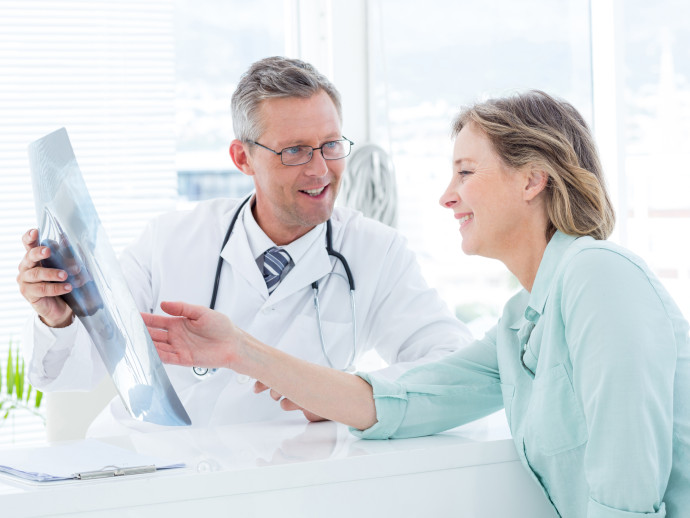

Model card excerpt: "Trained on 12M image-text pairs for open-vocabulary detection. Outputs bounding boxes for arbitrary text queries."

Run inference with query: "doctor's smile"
[299,184,329,198]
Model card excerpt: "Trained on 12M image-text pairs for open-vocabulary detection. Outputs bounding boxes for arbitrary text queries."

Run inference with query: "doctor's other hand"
[254,381,327,423]
[17,229,73,328]
[142,301,245,370]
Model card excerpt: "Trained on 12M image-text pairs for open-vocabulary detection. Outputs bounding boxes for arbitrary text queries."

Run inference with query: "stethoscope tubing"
[209,195,251,310]
[193,194,356,377]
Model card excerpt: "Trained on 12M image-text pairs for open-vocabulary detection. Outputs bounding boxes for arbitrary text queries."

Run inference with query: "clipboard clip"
[75,464,156,480]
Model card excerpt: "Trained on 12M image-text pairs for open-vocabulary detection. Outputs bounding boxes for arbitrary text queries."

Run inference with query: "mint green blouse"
[353,231,690,518]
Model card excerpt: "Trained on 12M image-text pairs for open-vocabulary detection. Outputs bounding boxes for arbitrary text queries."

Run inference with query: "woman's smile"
[456,212,474,229]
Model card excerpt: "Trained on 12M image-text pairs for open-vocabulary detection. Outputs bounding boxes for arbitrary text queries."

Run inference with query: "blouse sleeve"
[352,326,503,440]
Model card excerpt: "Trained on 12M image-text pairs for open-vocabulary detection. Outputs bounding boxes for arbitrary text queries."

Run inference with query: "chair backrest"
[44,376,117,442]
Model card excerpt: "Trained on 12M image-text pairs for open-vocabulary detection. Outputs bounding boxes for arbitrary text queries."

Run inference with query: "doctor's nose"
[304,149,329,177]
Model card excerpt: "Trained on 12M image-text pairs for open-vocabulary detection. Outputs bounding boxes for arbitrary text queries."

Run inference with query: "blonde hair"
[452,90,615,240]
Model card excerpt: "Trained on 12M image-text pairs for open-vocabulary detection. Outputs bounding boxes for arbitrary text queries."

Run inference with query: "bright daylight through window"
[0,0,284,446]
[0,0,688,447]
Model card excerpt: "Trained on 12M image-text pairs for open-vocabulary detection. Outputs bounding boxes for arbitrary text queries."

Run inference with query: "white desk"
[0,415,558,517]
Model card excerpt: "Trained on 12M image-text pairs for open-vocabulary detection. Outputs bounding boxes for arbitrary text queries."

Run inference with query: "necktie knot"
[262,247,290,294]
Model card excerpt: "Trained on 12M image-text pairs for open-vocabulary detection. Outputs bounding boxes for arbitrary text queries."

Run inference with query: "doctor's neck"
[251,199,321,246]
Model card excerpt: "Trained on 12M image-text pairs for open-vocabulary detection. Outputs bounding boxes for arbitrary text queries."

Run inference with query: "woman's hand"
[142,301,245,370]
[144,300,377,431]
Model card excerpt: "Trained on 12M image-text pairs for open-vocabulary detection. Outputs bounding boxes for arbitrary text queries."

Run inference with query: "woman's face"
[439,123,534,261]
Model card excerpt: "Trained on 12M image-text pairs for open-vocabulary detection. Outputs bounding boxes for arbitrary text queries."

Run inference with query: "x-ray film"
[28,128,191,427]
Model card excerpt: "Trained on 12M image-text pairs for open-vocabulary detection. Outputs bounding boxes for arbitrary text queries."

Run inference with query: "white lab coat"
[24,198,471,435]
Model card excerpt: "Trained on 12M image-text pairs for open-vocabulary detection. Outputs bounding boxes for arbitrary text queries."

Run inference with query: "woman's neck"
[502,229,550,293]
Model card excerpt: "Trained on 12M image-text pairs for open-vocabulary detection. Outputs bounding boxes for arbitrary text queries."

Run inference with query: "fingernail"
[42,248,49,256]
[64,284,72,292]
[58,271,67,280]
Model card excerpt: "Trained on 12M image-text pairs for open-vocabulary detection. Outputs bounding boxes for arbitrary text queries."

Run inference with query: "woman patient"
[144,90,689,517]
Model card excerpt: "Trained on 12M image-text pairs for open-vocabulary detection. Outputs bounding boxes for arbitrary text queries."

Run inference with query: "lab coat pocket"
[500,383,515,427]
[528,363,587,456]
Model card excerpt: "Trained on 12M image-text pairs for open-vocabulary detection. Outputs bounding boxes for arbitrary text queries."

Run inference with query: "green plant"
[0,338,44,423]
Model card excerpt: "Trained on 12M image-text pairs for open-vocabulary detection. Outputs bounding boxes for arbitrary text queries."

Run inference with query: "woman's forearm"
[236,328,378,431]
[144,301,377,430]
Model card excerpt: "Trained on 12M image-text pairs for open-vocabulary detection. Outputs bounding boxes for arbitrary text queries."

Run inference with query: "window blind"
[0,0,177,446]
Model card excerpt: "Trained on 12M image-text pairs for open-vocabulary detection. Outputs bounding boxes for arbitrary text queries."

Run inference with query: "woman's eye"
[458,170,473,177]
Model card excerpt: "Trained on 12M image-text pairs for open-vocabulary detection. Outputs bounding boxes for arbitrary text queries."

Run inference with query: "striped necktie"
[262,247,291,295]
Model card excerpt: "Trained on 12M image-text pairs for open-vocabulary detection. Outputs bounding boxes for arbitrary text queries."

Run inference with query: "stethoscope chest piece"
[193,367,217,378]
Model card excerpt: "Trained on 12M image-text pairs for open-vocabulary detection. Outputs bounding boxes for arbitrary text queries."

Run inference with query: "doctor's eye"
[283,146,303,155]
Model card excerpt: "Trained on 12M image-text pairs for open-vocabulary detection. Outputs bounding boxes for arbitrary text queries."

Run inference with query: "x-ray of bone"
[28,128,191,427]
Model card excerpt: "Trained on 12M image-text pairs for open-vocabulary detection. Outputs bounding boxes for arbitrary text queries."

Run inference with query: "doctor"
[17,56,471,435]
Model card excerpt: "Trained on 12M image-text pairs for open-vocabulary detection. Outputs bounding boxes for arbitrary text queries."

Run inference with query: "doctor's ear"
[229,140,255,176]
[523,165,549,202]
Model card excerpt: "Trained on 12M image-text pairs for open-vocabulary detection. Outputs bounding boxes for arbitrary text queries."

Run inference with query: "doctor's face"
[240,91,345,245]
[439,123,530,261]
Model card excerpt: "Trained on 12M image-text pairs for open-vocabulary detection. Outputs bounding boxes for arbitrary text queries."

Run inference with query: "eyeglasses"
[248,137,354,166]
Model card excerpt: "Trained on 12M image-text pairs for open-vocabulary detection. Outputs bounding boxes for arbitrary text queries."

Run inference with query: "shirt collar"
[242,199,326,263]
[525,230,579,321]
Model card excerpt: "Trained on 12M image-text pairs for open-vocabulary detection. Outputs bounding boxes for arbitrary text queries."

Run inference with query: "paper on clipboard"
[0,440,184,483]
[27,128,191,427]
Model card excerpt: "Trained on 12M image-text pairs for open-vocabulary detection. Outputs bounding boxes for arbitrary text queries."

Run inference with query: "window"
[368,0,593,336]
[618,0,690,315]
[0,0,286,446]
[174,0,285,207]
[2,0,686,447]
[0,0,177,446]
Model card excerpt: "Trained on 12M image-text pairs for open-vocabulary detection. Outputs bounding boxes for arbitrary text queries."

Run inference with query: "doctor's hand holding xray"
[18,229,77,329]
[17,56,471,436]
[145,91,690,517]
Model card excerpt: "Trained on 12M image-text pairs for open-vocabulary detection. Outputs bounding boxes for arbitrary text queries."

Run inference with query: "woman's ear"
[523,165,549,202]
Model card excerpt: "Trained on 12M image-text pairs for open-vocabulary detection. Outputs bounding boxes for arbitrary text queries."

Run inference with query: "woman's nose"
[439,184,458,208]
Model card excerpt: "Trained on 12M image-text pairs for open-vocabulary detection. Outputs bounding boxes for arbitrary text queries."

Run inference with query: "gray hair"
[231,56,343,142]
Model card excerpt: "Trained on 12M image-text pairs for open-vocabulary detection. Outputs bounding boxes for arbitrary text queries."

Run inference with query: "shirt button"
[236,374,251,384]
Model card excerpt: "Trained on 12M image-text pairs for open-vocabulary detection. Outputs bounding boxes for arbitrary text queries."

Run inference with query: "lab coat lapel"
[219,219,266,295]
[266,241,332,306]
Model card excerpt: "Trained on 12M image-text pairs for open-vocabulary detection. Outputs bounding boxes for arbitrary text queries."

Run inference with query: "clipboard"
[0,439,184,483]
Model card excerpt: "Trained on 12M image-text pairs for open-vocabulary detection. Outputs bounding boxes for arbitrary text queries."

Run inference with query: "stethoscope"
[192,195,357,378]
